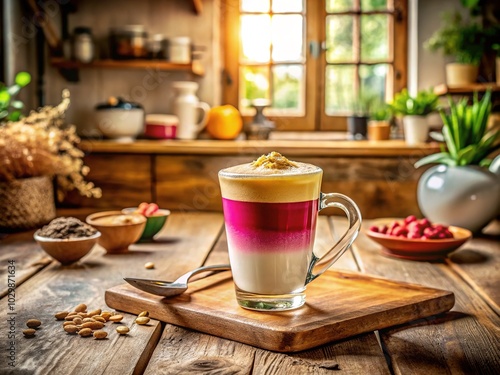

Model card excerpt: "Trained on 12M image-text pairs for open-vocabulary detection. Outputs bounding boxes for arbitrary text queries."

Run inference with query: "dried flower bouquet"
[0,90,101,200]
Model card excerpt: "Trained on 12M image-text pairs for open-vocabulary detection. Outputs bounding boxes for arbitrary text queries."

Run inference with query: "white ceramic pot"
[95,98,144,142]
[418,165,500,233]
[445,63,479,87]
[403,115,428,145]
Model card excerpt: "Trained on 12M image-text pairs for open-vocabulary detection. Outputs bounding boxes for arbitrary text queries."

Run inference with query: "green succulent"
[415,90,499,168]
[370,103,393,121]
[390,89,439,117]
[0,72,31,122]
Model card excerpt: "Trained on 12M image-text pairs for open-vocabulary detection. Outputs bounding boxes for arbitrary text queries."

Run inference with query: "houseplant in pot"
[415,90,500,233]
[390,88,439,145]
[424,11,486,87]
[347,91,376,140]
[0,73,101,231]
[368,102,392,141]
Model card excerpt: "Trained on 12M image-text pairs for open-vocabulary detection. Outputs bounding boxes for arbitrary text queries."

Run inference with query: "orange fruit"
[205,105,243,140]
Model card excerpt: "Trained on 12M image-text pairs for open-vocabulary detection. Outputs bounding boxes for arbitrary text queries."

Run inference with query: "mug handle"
[195,102,211,131]
[305,193,362,284]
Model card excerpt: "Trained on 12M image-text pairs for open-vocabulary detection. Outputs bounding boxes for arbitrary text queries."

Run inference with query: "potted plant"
[390,89,439,145]
[424,11,486,87]
[0,73,101,231]
[414,90,500,233]
[368,103,392,141]
[347,91,376,140]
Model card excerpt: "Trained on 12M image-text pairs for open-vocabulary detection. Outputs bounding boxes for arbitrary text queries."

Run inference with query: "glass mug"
[218,153,362,311]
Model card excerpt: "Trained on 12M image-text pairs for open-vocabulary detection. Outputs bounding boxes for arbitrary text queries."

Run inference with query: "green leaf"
[6,110,21,121]
[442,125,457,158]
[456,145,476,165]
[10,100,24,109]
[7,85,20,96]
[14,72,31,87]
[414,152,455,168]
[0,90,10,105]
[0,110,8,120]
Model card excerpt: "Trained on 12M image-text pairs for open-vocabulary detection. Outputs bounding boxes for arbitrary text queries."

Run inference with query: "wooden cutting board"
[105,270,454,352]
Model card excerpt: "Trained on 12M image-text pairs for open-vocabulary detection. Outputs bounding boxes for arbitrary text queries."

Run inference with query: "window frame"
[222,0,408,132]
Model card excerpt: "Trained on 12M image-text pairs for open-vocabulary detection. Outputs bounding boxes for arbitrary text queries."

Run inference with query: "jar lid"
[95,97,143,110]
[146,114,179,125]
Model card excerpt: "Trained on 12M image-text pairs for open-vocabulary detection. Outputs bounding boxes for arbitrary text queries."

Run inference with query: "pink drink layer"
[222,198,318,253]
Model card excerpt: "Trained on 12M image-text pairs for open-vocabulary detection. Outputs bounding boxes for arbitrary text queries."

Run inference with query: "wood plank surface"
[446,221,500,315]
[352,219,500,374]
[0,212,224,375]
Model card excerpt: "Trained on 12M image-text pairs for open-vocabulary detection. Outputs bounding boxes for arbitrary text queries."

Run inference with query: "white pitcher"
[171,81,210,140]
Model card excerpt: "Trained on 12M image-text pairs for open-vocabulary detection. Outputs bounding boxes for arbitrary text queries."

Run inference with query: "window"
[223,0,407,131]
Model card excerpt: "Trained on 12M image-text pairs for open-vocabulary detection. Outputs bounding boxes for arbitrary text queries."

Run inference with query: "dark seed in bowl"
[38,217,97,239]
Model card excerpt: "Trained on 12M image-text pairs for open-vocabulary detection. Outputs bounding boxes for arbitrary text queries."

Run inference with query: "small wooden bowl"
[86,211,146,254]
[34,231,101,265]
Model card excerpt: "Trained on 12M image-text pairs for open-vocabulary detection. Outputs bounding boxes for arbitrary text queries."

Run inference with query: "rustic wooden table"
[1,211,499,374]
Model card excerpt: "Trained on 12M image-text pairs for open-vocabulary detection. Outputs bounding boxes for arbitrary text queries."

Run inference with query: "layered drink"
[219,152,322,309]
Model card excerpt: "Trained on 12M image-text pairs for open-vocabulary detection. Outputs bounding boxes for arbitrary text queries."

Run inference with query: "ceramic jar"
[417,165,500,233]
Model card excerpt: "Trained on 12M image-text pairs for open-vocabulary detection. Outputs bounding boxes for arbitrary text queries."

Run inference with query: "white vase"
[403,115,429,145]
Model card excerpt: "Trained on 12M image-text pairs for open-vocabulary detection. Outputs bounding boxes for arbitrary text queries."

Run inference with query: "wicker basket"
[0,176,56,231]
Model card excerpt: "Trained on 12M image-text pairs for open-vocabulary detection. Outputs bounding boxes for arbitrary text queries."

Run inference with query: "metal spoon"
[124,264,231,297]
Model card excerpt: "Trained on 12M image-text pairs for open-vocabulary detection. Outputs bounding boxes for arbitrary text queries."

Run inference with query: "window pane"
[325,65,356,114]
[361,15,389,61]
[359,64,389,103]
[241,15,271,63]
[272,0,303,13]
[240,66,270,110]
[361,0,388,11]
[272,15,303,62]
[326,0,354,13]
[241,0,269,12]
[326,15,353,63]
[272,65,304,113]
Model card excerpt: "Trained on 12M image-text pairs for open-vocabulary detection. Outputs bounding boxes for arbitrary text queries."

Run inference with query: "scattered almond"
[26,319,41,328]
[93,330,108,340]
[109,314,123,323]
[78,328,92,337]
[63,321,75,327]
[77,312,88,318]
[23,328,36,337]
[64,325,79,334]
[88,309,101,317]
[144,262,155,269]
[65,315,77,321]
[81,321,105,330]
[138,311,149,317]
[101,312,112,321]
[92,316,106,323]
[74,303,87,313]
[55,311,69,320]
[82,318,95,323]
[72,317,83,326]
[116,326,130,335]
[135,317,150,325]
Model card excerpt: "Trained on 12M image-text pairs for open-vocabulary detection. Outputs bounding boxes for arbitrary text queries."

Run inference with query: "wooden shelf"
[50,58,204,77]
[434,83,500,96]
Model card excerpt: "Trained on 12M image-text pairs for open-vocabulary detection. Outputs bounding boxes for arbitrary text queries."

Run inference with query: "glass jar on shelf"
[72,26,95,63]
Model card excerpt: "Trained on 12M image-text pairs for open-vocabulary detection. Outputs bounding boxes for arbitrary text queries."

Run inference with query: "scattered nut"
[135,317,150,325]
[64,325,79,334]
[144,262,155,269]
[81,321,105,330]
[116,326,130,335]
[65,314,77,321]
[92,316,106,323]
[72,317,83,326]
[55,311,69,320]
[78,328,92,337]
[63,321,75,327]
[109,314,123,323]
[26,319,41,328]
[82,318,95,323]
[23,328,36,337]
[77,312,88,318]
[101,312,112,321]
[74,303,87,313]
[88,309,101,317]
[138,311,149,317]
[93,330,108,340]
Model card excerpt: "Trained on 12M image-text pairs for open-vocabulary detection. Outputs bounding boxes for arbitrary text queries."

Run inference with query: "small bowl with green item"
[122,202,171,241]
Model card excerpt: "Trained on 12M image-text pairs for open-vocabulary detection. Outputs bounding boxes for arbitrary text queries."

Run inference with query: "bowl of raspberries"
[366,215,472,261]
